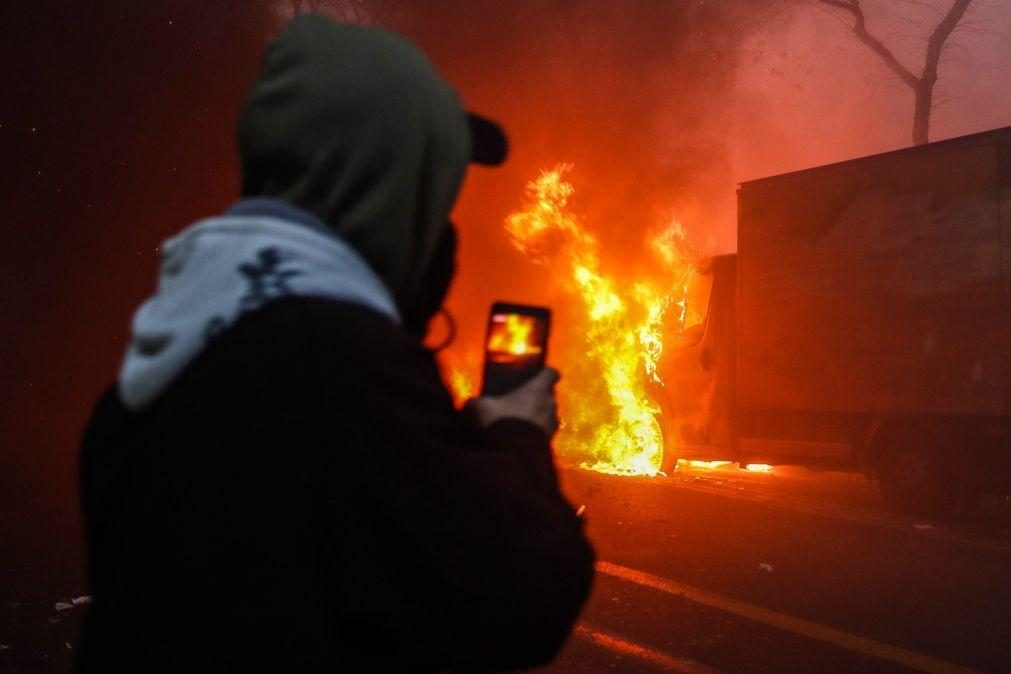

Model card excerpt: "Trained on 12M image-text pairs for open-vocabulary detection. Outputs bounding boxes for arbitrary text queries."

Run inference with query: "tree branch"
[815,0,975,145]
[817,0,920,88]
[922,0,973,85]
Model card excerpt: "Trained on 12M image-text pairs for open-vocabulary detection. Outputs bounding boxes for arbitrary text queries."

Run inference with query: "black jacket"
[77,297,594,672]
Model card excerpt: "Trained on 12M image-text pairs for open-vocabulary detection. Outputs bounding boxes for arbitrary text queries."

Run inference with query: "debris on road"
[913,524,936,531]
[54,596,91,612]
[759,563,774,572]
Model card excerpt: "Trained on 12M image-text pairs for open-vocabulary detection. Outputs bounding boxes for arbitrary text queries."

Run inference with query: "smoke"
[725,0,1011,180]
[320,0,798,370]
[326,0,1011,391]
[289,0,1011,471]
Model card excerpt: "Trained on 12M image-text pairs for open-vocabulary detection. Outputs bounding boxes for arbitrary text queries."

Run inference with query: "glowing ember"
[495,165,696,476]
[681,460,734,470]
[447,367,476,408]
[676,460,775,474]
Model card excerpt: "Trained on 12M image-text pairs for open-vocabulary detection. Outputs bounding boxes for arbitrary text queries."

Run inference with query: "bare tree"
[817,0,973,145]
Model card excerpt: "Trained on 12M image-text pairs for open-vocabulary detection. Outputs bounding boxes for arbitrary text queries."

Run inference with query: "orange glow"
[746,463,773,473]
[487,313,544,362]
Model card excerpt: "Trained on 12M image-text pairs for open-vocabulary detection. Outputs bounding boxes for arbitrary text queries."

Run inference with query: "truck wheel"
[879,445,955,518]
[656,412,678,476]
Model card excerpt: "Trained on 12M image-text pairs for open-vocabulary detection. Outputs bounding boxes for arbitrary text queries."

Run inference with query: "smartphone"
[481,302,551,396]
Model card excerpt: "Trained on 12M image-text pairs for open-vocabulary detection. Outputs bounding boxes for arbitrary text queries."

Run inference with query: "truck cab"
[649,254,737,474]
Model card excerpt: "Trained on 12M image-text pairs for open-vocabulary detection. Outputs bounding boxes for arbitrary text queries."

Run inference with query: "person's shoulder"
[175,296,437,411]
[80,383,136,487]
[83,383,131,441]
[225,296,425,366]
[250,295,396,331]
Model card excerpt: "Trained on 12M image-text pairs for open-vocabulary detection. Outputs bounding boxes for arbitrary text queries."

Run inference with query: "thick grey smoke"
[274,0,1010,360]
[728,0,1011,191]
[282,0,1011,254]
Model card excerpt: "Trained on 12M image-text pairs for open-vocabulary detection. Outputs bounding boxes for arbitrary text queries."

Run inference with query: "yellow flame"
[502,165,694,476]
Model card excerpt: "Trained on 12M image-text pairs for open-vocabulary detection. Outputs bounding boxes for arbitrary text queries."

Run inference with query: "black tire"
[879,444,957,518]
[656,411,678,476]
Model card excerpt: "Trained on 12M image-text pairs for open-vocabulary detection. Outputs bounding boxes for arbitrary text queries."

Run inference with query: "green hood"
[237,15,470,319]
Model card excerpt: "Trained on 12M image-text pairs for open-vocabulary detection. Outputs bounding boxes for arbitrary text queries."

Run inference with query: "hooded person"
[76,15,593,674]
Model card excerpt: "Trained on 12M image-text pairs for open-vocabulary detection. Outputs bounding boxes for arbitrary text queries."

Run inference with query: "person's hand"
[468,368,560,437]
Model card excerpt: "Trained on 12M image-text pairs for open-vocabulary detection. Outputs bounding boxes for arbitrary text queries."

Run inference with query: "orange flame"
[496,165,696,476]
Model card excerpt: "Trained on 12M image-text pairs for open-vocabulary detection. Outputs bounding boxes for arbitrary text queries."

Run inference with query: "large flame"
[495,165,695,476]
[443,166,774,477]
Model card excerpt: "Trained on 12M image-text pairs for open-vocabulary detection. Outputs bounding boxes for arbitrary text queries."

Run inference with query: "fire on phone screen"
[486,313,546,363]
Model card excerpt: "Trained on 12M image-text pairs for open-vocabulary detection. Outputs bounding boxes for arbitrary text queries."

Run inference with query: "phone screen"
[482,303,551,396]
[486,313,546,362]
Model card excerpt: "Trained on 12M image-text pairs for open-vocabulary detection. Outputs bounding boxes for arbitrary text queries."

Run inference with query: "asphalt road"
[4,464,1010,673]
[536,463,1011,674]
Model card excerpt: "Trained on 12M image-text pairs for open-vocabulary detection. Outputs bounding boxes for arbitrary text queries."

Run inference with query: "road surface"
[3,463,1010,673]
[536,463,1011,673]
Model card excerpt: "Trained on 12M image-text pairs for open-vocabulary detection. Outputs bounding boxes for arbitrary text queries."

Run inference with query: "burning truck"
[448,126,1009,517]
[649,126,1011,516]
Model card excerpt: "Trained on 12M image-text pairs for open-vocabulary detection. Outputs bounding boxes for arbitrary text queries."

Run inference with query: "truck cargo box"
[736,128,1011,417]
